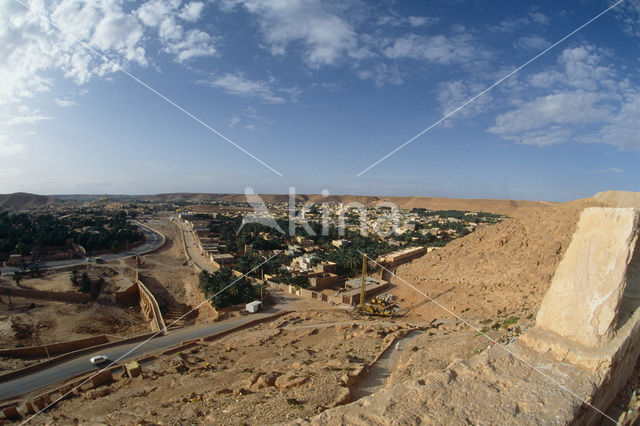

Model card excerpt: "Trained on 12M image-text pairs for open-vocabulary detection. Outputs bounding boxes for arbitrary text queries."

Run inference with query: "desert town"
[0,190,638,425]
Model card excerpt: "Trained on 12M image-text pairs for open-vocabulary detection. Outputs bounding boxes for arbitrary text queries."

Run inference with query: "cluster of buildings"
[176,203,496,307]
[178,213,236,268]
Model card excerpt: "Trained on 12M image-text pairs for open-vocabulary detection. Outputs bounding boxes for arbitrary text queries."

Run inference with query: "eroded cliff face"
[535,208,639,347]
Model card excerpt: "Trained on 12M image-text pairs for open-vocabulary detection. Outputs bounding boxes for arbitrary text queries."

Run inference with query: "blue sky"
[0,0,638,201]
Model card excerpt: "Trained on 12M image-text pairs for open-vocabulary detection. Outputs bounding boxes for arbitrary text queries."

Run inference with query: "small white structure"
[246,301,262,313]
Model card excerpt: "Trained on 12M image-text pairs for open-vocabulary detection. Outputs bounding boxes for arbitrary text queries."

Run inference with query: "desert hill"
[6,191,552,216]
[143,192,550,216]
[0,192,56,210]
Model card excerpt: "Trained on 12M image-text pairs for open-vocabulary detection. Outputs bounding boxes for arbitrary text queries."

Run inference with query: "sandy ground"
[0,268,148,345]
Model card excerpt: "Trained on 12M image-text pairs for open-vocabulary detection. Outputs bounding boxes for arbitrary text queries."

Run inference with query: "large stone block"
[124,361,142,378]
[91,370,113,388]
[536,207,639,347]
[3,406,21,421]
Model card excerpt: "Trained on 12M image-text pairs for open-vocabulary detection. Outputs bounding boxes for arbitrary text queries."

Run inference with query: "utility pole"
[360,253,367,312]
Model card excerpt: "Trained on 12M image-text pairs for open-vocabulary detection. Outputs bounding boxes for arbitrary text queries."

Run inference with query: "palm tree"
[344,253,360,276]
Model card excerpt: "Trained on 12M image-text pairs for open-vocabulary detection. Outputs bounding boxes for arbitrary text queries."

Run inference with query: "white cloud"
[163,28,216,62]
[408,16,435,27]
[528,11,550,26]
[382,33,477,65]
[491,10,551,32]
[221,0,363,67]
[136,0,216,62]
[0,135,26,157]
[557,46,616,91]
[0,0,148,107]
[598,95,640,151]
[529,70,564,88]
[92,11,146,65]
[54,98,77,107]
[135,0,217,62]
[201,73,293,103]
[2,105,52,126]
[137,0,179,27]
[613,0,640,39]
[487,45,639,151]
[436,80,493,122]
[488,91,614,139]
[515,35,548,50]
[377,13,439,28]
[179,2,205,22]
[586,167,625,174]
[356,63,403,87]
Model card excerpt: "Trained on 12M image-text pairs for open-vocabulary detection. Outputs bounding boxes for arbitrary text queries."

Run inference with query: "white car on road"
[90,355,109,366]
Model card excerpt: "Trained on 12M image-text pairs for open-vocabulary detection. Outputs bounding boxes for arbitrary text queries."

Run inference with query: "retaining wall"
[0,286,90,304]
[0,336,109,359]
[172,219,191,263]
[135,272,167,335]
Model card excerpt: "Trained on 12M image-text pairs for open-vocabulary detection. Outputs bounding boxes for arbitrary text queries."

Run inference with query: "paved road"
[173,217,219,273]
[0,309,284,401]
[0,221,165,275]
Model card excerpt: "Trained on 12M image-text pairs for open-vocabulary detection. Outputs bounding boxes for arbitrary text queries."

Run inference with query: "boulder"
[3,406,21,421]
[275,375,307,389]
[91,370,114,388]
[535,208,639,347]
[125,361,142,378]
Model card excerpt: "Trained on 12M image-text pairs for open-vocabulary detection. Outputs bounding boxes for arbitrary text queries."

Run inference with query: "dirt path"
[352,330,423,400]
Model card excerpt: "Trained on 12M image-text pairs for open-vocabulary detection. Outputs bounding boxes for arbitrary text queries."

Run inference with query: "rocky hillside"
[394,197,610,321]
[592,190,640,209]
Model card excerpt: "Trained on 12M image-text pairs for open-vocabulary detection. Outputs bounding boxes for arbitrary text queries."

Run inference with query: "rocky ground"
[30,311,410,425]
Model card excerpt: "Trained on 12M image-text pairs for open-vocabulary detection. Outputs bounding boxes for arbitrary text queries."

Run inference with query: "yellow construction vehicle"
[361,304,395,317]
[358,254,397,317]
